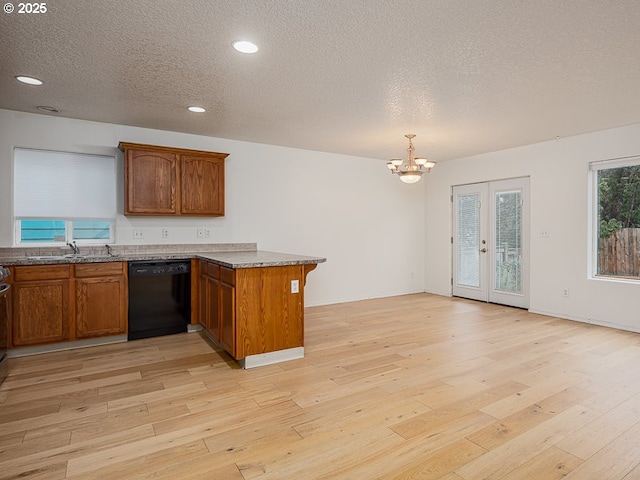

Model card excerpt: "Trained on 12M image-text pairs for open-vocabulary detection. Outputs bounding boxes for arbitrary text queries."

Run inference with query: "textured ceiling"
[1,0,640,161]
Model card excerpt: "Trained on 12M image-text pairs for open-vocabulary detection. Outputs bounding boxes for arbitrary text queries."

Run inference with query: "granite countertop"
[0,244,326,268]
[198,250,326,268]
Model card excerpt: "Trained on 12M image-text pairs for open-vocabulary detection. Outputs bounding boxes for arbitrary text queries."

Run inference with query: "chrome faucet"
[67,241,79,255]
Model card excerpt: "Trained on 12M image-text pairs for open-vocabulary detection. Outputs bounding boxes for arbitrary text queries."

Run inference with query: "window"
[14,148,116,245]
[16,219,112,244]
[591,156,640,279]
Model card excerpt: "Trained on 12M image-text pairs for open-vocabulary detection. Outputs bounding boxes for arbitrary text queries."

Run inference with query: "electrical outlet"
[291,279,299,294]
[541,231,550,238]
[205,228,212,238]
[133,229,143,239]
[162,228,169,239]
[197,228,205,239]
[563,288,570,297]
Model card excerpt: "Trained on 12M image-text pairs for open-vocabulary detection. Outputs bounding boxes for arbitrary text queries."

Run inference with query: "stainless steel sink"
[28,255,67,260]
[79,255,117,261]
[28,254,117,261]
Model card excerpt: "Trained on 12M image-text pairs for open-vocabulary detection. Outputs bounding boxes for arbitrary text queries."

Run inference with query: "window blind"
[14,148,116,219]
[457,193,480,288]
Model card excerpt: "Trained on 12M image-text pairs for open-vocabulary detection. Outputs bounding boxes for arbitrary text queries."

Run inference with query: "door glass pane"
[495,190,522,293]
[457,194,480,287]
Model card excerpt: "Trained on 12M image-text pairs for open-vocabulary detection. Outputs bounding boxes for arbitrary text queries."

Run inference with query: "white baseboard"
[9,335,127,357]
[528,308,640,334]
[239,347,305,369]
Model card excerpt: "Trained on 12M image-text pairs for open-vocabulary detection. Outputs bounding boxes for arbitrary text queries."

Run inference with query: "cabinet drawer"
[14,265,71,281]
[206,262,220,279]
[75,262,125,278]
[220,266,235,285]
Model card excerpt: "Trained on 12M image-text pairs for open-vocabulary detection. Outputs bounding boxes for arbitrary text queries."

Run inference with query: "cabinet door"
[207,276,221,342]
[125,148,178,214]
[199,269,208,330]
[180,154,225,216]
[12,280,70,346]
[199,261,221,342]
[219,281,235,357]
[75,276,127,338]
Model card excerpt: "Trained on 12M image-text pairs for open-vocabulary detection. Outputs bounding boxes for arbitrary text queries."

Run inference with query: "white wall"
[424,123,640,332]
[7,110,636,331]
[0,109,426,306]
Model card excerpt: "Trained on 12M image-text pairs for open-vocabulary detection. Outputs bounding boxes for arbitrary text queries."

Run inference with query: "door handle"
[480,248,487,253]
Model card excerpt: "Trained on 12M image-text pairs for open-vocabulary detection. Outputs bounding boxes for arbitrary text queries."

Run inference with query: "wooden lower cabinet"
[199,262,221,344]
[219,273,235,356]
[199,266,210,336]
[10,262,127,348]
[200,261,231,351]
[234,265,304,359]
[75,263,127,338]
[199,261,304,360]
[11,265,71,346]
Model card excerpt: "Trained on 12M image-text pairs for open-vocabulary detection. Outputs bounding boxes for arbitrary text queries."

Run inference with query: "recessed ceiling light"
[15,75,43,85]
[188,106,206,113]
[232,40,258,54]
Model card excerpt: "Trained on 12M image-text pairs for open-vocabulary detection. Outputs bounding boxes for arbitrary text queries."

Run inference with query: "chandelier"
[386,134,436,184]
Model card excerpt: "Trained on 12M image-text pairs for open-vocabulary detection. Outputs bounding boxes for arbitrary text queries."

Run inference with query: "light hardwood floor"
[2,293,640,479]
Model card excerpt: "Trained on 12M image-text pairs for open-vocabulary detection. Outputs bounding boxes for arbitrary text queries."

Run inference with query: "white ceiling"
[2,1,640,161]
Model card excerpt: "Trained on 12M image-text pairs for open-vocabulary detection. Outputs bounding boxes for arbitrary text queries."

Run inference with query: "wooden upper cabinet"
[123,147,178,214]
[119,142,228,216]
[181,154,225,215]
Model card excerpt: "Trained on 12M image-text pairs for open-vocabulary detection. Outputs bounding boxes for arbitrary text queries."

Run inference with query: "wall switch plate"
[197,228,205,239]
[291,279,299,294]
[162,228,169,239]
[133,229,143,239]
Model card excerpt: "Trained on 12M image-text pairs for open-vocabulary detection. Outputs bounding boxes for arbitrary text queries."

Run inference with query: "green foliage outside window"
[597,163,640,278]
[598,165,640,238]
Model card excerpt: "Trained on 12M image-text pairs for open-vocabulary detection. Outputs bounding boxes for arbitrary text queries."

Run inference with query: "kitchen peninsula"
[0,244,326,368]
[197,249,326,368]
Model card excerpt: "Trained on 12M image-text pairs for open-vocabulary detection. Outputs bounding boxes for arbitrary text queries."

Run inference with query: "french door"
[452,177,529,308]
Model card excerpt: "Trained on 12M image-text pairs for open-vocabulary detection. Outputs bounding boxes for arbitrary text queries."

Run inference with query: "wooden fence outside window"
[598,228,640,277]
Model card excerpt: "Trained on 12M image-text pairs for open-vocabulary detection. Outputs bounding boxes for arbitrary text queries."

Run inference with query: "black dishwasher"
[128,260,191,340]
